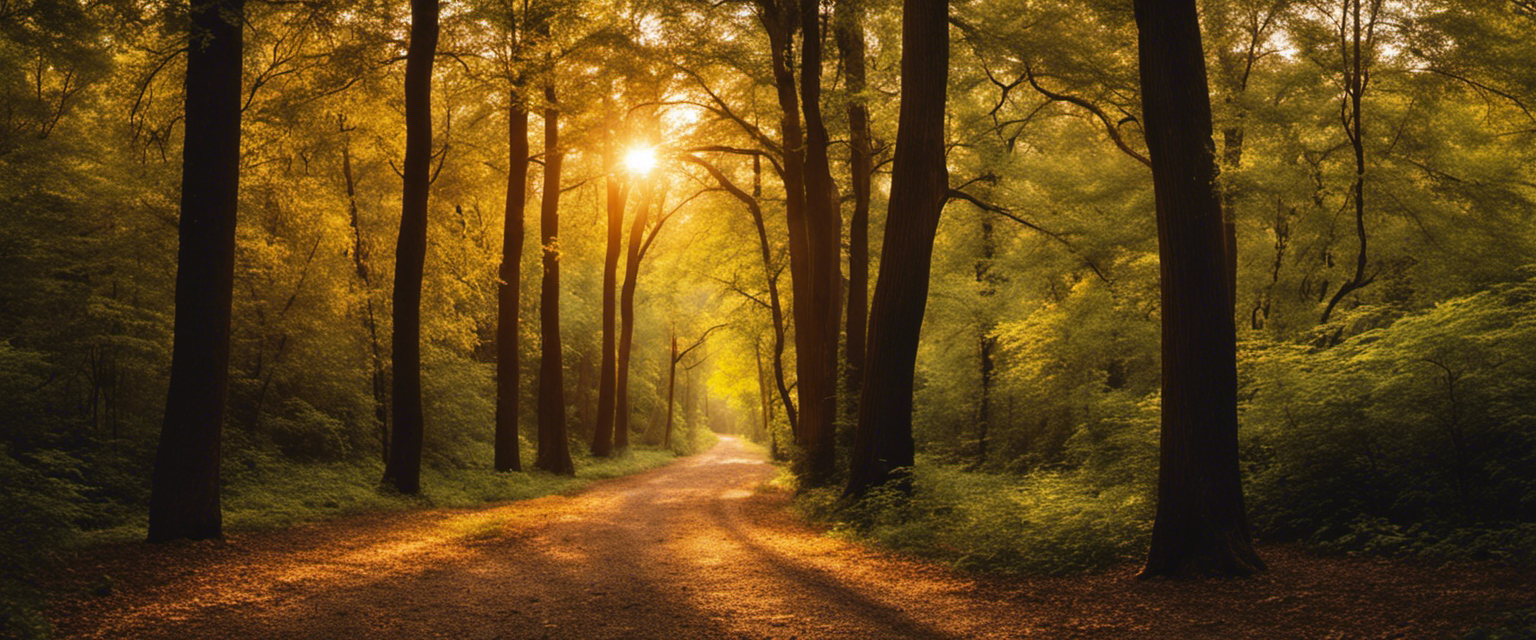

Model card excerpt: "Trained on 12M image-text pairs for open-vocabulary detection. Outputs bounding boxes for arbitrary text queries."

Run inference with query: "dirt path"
[46,436,1533,639]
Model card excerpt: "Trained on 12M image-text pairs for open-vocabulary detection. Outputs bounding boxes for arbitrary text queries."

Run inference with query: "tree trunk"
[974,218,998,467]
[147,0,244,541]
[535,81,574,475]
[758,0,837,483]
[381,0,438,495]
[799,0,843,487]
[664,332,677,449]
[591,150,627,457]
[835,0,871,422]
[614,179,654,450]
[1320,0,1376,326]
[680,155,797,435]
[340,122,390,467]
[1133,0,1264,577]
[495,95,529,472]
[844,0,947,498]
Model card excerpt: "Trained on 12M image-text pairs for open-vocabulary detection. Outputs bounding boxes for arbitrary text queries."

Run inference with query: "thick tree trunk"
[1133,0,1264,577]
[758,0,825,477]
[147,0,244,542]
[614,179,654,450]
[495,97,529,472]
[835,0,871,421]
[535,82,574,475]
[844,0,947,498]
[381,0,438,495]
[798,0,844,486]
[591,152,627,457]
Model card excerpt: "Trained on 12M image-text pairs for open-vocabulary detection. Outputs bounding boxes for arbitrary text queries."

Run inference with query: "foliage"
[802,462,1153,576]
[1242,278,1536,558]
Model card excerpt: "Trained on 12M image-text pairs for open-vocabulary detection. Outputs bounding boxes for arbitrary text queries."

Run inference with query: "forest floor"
[42,436,1534,639]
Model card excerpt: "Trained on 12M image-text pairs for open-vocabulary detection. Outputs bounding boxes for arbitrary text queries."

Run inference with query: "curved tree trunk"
[147,0,244,541]
[1133,0,1264,577]
[381,0,438,495]
[535,81,574,475]
[845,0,948,498]
[495,93,529,472]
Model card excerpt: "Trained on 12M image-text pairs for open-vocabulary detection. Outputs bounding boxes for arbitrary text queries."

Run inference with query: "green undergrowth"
[798,462,1153,576]
[78,446,682,545]
[1462,607,1536,640]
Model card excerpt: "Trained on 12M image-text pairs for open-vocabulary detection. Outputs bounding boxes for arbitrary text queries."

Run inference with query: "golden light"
[624,146,657,175]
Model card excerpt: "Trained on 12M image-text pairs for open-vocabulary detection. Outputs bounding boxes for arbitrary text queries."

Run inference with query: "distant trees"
[845,0,949,497]
[1132,0,1264,577]
[147,0,245,541]
[381,0,440,494]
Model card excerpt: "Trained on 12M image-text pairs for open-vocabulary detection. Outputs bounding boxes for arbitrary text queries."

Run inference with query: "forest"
[2,0,1535,635]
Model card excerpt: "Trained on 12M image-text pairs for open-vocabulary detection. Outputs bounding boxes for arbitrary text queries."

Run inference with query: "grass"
[77,446,683,546]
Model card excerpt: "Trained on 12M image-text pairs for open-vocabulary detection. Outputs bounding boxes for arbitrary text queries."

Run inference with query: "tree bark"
[835,0,871,422]
[591,149,627,457]
[381,0,438,495]
[614,179,654,450]
[754,0,836,484]
[798,0,843,487]
[1133,0,1264,577]
[845,0,947,498]
[535,81,574,475]
[147,0,244,541]
[495,94,530,472]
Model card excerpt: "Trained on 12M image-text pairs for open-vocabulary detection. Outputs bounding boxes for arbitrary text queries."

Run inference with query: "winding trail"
[47,436,1535,639]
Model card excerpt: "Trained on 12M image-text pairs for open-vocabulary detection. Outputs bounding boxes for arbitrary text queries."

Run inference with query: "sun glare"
[624,147,657,175]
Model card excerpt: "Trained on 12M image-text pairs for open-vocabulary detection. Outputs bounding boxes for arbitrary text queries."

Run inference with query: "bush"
[805,462,1152,576]
[1242,278,1536,559]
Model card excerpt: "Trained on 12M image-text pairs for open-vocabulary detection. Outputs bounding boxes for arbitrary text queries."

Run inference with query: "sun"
[624,147,657,175]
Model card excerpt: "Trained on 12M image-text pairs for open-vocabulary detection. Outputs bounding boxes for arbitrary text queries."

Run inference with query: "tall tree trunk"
[664,332,677,449]
[496,94,530,472]
[844,0,947,498]
[535,82,574,475]
[340,122,390,467]
[758,0,835,482]
[835,0,871,422]
[1134,0,1264,577]
[755,339,771,442]
[381,0,438,495]
[614,179,654,450]
[799,0,843,487]
[591,150,627,457]
[147,0,244,541]
[974,218,999,467]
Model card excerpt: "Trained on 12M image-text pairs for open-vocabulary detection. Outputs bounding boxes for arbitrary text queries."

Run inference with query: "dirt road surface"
[45,436,1533,639]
